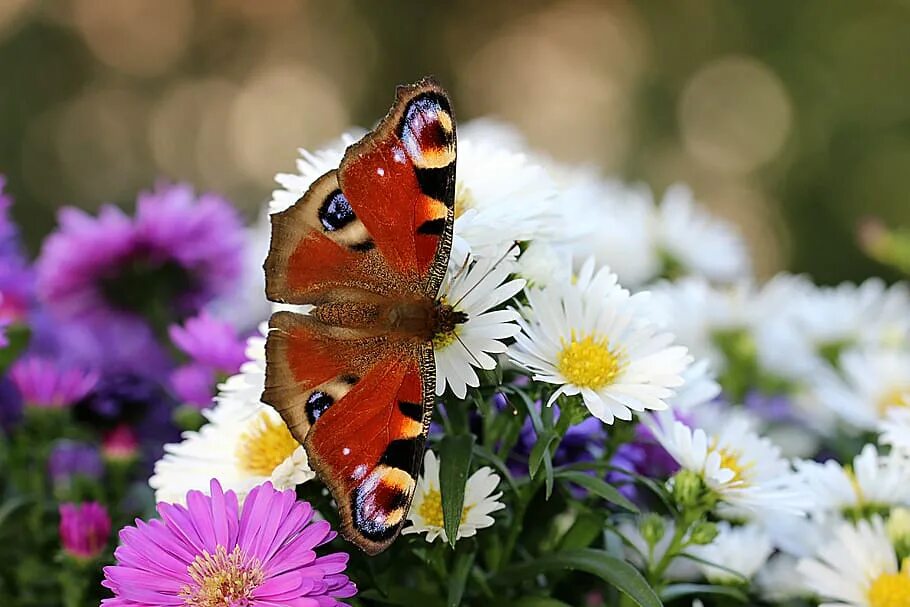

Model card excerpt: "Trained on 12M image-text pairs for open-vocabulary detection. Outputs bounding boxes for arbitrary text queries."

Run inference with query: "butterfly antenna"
[451,241,521,309]
[454,332,483,368]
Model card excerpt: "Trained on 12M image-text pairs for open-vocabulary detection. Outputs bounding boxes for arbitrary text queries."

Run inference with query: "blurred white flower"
[881,408,910,453]
[654,184,751,284]
[403,450,504,543]
[810,347,910,432]
[509,258,691,424]
[795,444,910,517]
[616,518,699,582]
[150,327,315,504]
[688,522,773,584]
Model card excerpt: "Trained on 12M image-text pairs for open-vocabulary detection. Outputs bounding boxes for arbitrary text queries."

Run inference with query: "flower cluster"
[3,117,910,607]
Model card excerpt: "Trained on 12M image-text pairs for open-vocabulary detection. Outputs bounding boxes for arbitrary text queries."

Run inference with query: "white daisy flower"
[810,347,910,432]
[403,450,505,544]
[881,408,910,453]
[270,132,361,214]
[434,246,525,399]
[797,517,910,607]
[687,522,773,584]
[509,258,691,424]
[796,444,910,518]
[149,328,315,504]
[654,184,751,284]
[668,358,722,412]
[645,416,807,516]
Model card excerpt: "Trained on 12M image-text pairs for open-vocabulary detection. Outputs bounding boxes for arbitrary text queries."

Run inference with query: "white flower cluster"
[155,118,910,603]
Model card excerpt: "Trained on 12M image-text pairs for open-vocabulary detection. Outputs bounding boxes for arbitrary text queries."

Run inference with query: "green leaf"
[498,548,662,607]
[661,583,748,602]
[528,430,556,479]
[555,470,639,512]
[439,434,476,548]
[447,547,476,607]
[0,323,30,375]
[510,598,574,607]
[0,496,29,530]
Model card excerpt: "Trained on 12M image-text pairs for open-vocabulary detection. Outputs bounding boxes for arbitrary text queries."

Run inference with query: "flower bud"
[689,520,719,545]
[102,425,139,463]
[672,469,705,509]
[640,514,666,547]
[59,502,111,561]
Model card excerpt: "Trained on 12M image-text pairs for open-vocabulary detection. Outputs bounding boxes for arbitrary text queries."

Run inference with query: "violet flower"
[59,502,111,561]
[102,479,356,606]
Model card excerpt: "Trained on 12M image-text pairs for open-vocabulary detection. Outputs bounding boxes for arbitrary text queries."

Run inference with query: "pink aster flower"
[169,312,248,407]
[10,357,98,409]
[102,479,356,607]
[59,501,111,560]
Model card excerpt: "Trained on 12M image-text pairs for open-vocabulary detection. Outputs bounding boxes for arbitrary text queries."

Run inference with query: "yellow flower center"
[433,330,458,349]
[715,446,754,486]
[868,562,910,607]
[454,182,474,219]
[878,387,910,416]
[557,334,622,390]
[181,545,264,607]
[236,412,299,476]
[418,488,471,529]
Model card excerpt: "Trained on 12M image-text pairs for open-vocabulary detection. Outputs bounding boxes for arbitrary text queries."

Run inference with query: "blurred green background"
[1,0,909,283]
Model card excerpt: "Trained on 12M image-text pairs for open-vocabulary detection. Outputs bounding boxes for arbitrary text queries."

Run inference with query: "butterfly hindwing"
[264,311,433,554]
[263,78,457,555]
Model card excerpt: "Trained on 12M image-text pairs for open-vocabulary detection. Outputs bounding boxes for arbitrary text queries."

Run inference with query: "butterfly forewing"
[262,78,456,555]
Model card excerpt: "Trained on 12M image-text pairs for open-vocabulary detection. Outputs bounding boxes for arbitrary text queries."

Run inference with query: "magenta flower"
[59,502,111,560]
[36,183,244,326]
[168,312,247,407]
[102,425,141,462]
[10,357,98,409]
[102,479,356,607]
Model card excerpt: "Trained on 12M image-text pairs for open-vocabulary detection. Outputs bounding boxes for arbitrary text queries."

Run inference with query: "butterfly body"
[263,79,458,555]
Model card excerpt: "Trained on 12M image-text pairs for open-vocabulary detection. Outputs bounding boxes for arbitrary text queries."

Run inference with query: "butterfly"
[262,78,459,555]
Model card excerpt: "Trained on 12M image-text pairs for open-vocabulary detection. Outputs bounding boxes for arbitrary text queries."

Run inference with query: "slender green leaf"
[447,547,476,607]
[543,445,555,499]
[555,470,639,512]
[528,430,556,479]
[439,434,476,548]
[661,583,748,602]
[0,496,29,529]
[558,511,606,551]
[498,548,662,607]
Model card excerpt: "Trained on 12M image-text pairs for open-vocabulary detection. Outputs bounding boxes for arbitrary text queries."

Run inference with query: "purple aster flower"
[59,501,111,560]
[48,440,104,489]
[0,176,34,324]
[102,479,357,606]
[9,357,98,409]
[36,182,244,335]
[168,312,247,407]
[743,389,796,423]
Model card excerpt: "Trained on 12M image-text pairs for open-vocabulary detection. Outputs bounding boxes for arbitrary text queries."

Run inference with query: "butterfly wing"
[266,78,456,304]
[263,78,456,554]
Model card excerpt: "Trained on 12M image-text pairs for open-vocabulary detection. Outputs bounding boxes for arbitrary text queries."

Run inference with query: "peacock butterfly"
[263,78,459,555]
